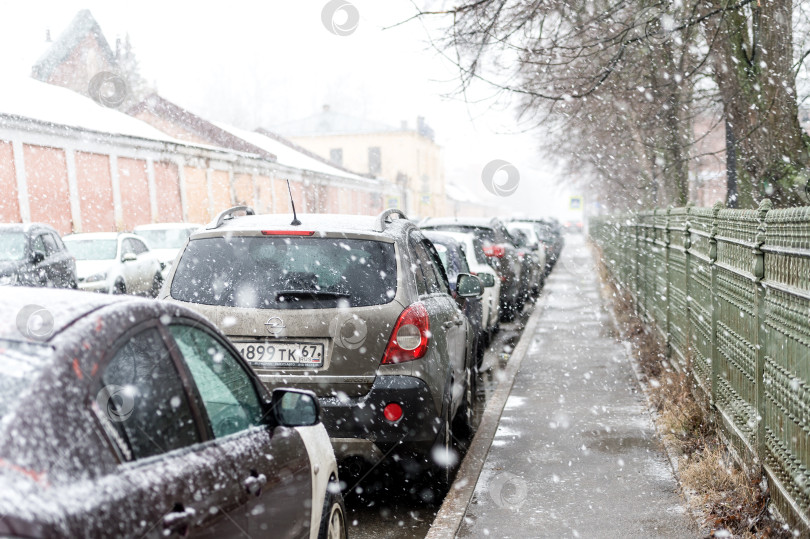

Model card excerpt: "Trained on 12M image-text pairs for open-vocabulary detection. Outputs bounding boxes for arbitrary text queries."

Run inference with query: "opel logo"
[265,316,285,335]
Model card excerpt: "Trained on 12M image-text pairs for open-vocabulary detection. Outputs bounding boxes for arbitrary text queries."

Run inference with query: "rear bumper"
[319,375,441,463]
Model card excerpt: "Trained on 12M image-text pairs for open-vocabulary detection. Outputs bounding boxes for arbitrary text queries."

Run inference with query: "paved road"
[457,234,696,538]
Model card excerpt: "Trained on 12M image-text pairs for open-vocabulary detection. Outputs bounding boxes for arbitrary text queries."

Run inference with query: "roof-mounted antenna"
[286,179,301,226]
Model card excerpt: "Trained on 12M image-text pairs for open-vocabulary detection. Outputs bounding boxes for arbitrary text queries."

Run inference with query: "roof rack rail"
[377,208,409,231]
[208,206,256,229]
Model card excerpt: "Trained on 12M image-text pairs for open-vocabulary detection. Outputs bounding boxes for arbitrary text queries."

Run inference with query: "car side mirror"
[271,388,320,427]
[457,273,484,298]
[478,273,496,288]
[30,250,45,265]
[122,253,137,263]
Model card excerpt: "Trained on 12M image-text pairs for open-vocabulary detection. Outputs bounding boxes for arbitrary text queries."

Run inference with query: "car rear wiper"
[275,290,350,301]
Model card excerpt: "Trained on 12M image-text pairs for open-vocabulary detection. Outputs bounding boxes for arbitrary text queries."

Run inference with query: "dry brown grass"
[591,243,791,538]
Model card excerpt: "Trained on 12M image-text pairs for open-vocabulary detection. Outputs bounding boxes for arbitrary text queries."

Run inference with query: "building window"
[330,148,343,166]
[368,147,381,176]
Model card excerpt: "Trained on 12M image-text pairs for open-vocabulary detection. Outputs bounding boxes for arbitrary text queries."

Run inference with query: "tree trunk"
[702,0,809,208]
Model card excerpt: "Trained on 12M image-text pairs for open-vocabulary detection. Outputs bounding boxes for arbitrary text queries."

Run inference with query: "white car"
[429,230,502,340]
[133,222,202,279]
[63,232,163,296]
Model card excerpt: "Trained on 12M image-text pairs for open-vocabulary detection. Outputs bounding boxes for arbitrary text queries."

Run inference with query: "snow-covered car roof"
[421,216,499,228]
[0,223,57,233]
[63,232,125,241]
[0,287,125,342]
[424,229,476,246]
[133,223,202,231]
[197,212,409,238]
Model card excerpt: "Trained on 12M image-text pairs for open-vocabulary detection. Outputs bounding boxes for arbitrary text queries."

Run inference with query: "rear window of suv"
[170,236,397,309]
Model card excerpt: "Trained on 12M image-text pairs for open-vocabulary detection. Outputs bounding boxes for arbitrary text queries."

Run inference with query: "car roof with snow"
[0,287,126,342]
[194,209,414,239]
[134,222,203,231]
[421,216,499,229]
[0,223,56,233]
[425,229,475,245]
[63,232,127,241]
[423,230,462,247]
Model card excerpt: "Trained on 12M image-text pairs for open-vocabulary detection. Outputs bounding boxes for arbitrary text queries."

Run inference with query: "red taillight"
[381,302,430,364]
[261,230,314,236]
[383,402,403,422]
[483,245,505,258]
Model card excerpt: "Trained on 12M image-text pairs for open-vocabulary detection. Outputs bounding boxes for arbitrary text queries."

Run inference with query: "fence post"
[753,198,771,460]
[710,201,723,407]
[684,204,693,366]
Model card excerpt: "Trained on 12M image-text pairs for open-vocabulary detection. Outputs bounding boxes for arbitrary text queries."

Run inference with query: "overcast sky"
[0,1,582,219]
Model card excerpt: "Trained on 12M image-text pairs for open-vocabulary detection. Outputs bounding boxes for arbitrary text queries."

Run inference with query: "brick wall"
[75,151,114,232]
[23,144,72,235]
[0,142,20,223]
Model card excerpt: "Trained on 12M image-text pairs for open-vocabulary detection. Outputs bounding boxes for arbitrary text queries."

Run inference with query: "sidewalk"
[456,235,697,538]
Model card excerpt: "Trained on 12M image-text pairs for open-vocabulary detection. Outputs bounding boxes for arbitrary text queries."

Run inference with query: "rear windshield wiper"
[275,290,350,301]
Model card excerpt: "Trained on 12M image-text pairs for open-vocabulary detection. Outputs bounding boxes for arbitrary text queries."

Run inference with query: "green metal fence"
[591,200,810,531]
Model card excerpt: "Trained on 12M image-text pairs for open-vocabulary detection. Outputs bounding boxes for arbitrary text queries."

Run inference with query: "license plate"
[235,341,324,368]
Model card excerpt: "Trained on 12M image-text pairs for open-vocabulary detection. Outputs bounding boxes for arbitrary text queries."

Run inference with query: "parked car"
[133,222,202,279]
[422,230,500,347]
[424,231,488,368]
[0,223,76,288]
[63,232,163,296]
[421,217,523,321]
[161,207,482,491]
[511,218,564,270]
[0,287,345,538]
[506,221,548,295]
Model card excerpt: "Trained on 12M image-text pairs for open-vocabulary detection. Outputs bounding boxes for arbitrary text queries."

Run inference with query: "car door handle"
[244,473,267,496]
[163,506,196,535]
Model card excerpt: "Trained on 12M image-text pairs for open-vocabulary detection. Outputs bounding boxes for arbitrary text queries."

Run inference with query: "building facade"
[278,108,447,219]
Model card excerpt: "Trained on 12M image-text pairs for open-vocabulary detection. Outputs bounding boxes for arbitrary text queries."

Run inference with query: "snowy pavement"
[455,234,697,538]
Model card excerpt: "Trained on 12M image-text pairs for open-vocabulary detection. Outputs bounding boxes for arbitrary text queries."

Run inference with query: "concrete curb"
[425,293,549,539]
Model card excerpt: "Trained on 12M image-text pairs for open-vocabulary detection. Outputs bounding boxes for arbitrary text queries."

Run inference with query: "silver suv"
[161,207,482,486]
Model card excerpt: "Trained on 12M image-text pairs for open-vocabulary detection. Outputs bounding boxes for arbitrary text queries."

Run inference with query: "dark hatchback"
[420,217,524,321]
[424,231,486,366]
[0,223,77,288]
[0,287,345,538]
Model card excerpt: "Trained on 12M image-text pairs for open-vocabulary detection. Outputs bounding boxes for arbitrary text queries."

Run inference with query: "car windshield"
[135,228,195,250]
[0,339,52,420]
[0,231,26,261]
[171,236,397,309]
[64,239,117,261]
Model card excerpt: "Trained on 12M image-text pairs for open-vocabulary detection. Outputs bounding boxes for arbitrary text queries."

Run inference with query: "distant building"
[276,106,447,218]
[0,10,400,234]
